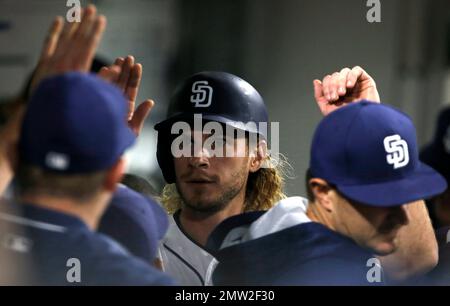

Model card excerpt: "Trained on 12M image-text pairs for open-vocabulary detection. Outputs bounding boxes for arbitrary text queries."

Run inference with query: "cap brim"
[336,162,448,207]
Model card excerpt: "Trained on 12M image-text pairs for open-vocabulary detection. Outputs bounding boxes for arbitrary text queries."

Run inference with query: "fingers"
[39,17,64,61]
[313,79,332,116]
[325,68,351,102]
[114,57,125,67]
[345,66,364,89]
[97,57,123,82]
[337,67,351,95]
[313,66,379,116]
[73,5,97,41]
[117,56,134,91]
[125,63,142,119]
[322,75,332,101]
[70,8,107,71]
[313,80,324,102]
[103,56,142,120]
[129,100,154,136]
[29,5,107,96]
[69,5,97,61]
[52,8,84,59]
[52,5,106,72]
[78,14,106,71]
[320,67,359,103]
[127,64,142,90]
[329,72,341,101]
[98,65,121,83]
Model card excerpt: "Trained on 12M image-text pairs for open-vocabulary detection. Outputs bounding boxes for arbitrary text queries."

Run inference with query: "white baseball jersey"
[157,198,310,286]
[212,197,310,249]
[157,211,216,286]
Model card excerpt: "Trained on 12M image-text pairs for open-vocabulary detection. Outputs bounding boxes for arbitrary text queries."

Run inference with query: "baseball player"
[0,72,174,285]
[208,100,447,285]
[0,5,153,198]
[154,71,286,285]
[156,66,442,285]
[312,68,442,283]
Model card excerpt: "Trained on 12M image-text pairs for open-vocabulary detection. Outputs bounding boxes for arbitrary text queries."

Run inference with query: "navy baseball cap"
[420,107,450,182]
[98,185,169,262]
[310,101,447,207]
[19,72,136,173]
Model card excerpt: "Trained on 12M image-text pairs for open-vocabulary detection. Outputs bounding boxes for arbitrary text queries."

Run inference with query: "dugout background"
[1,0,450,196]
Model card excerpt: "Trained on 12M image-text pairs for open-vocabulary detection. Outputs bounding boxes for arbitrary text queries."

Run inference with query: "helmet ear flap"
[156,130,176,184]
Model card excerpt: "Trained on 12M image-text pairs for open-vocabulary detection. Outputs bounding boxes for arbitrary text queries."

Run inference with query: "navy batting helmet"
[155,71,268,183]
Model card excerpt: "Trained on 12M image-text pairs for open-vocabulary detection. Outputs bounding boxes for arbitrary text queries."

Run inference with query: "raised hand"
[30,5,106,94]
[313,66,380,116]
[98,56,154,136]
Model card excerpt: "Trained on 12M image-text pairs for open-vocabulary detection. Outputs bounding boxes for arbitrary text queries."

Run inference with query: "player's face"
[331,191,411,256]
[173,132,251,214]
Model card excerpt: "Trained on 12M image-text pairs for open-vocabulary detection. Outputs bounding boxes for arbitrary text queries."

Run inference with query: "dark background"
[1,0,450,196]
